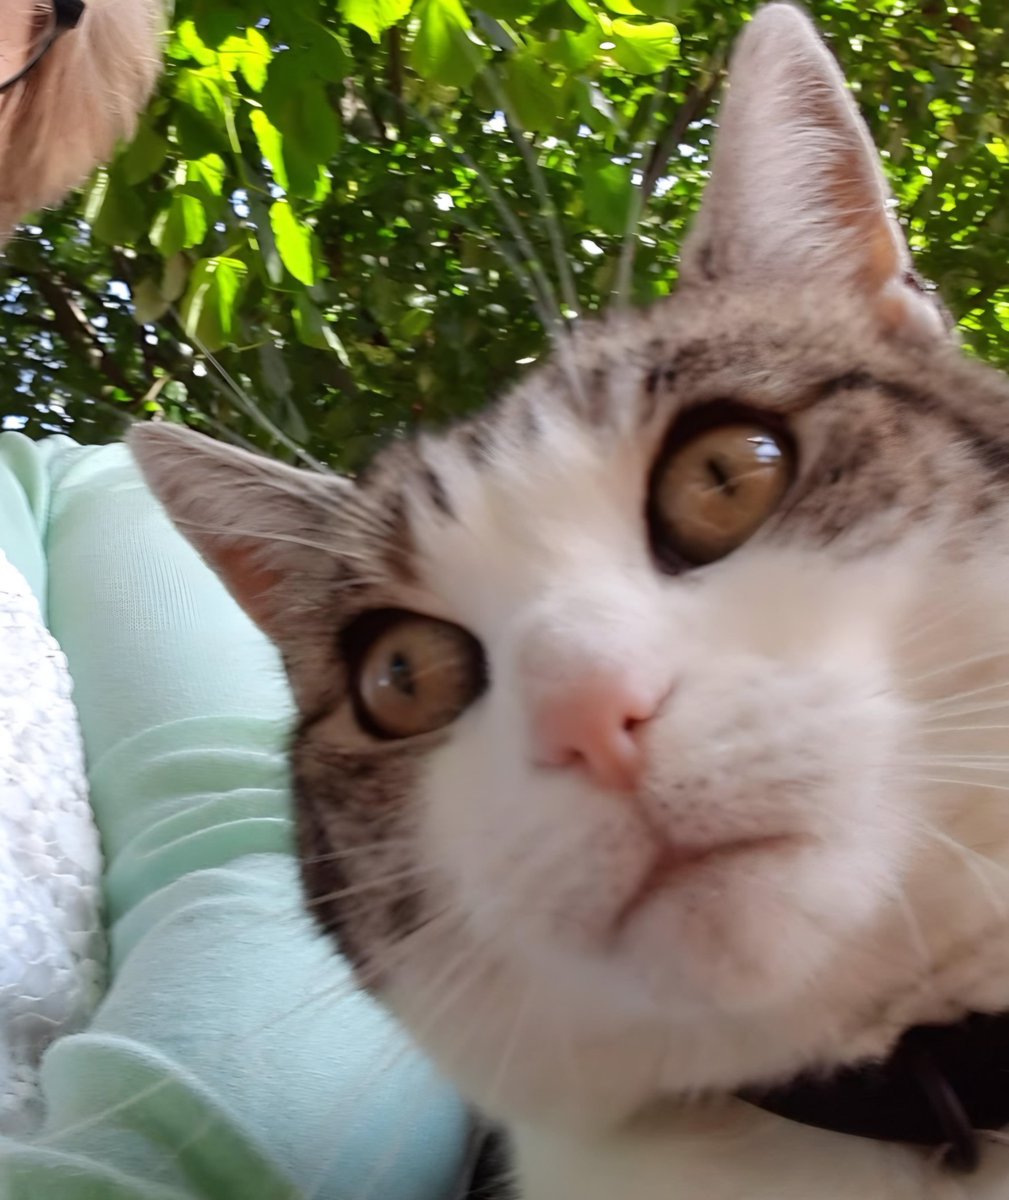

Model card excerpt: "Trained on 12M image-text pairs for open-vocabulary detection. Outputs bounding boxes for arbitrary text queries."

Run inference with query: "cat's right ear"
[128,423,354,650]
[679,4,946,342]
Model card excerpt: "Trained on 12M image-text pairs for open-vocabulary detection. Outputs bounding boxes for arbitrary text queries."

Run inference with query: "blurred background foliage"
[1,0,1007,468]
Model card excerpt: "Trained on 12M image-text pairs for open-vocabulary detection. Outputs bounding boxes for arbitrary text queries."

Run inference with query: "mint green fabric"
[0,433,468,1200]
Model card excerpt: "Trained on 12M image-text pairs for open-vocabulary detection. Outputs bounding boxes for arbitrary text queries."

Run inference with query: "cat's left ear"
[680,4,947,342]
[129,423,358,704]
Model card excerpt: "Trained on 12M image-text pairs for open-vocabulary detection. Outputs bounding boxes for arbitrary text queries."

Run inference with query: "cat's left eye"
[348,613,486,740]
[649,420,794,567]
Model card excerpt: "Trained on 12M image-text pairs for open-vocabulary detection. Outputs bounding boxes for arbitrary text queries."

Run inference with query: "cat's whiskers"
[921,699,1009,724]
[913,822,1009,924]
[300,862,438,913]
[483,983,533,1119]
[891,883,944,992]
[914,723,1009,736]
[299,836,415,867]
[338,923,513,1200]
[300,923,485,1199]
[173,518,381,571]
[917,674,1009,713]
[170,904,479,1198]
[893,590,981,654]
[915,756,1009,769]
[907,772,1009,797]
[34,903,466,1146]
[903,646,1009,691]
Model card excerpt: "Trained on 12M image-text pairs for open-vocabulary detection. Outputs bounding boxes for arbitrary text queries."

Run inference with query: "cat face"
[132,4,1009,1134]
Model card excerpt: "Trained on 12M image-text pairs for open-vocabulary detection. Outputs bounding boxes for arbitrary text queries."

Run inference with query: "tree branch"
[640,68,724,204]
[17,264,141,402]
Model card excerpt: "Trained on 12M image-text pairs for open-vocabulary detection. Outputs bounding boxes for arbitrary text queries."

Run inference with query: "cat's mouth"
[611,833,803,937]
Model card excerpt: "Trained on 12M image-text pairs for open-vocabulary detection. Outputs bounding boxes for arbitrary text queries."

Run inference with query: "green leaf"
[529,0,588,32]
[294,294,350,363]
[628,0,686,15]
[250,109,289,190]
[306,29,352,83]
[270,201,317,286]
[583,159,634,234]
[176,68,231,123]
[151,191,208,256]
[175,18,217,67]
[180,256,249,351]
[261,58,341,194]
[340,0,414,41]
[248,196,285,285]
[120,123,169,185]
[189,0,244,47]
[476,0,530,17]
[398,306,434,340]
[630,0,684,16]
[219,27,272,92]
[534,25,601,70]
[565,0,596,20]
[410,0,479,90]
[187,152,227,197]
[132,277,169,325]
[174,69,232,153]
[608,19,679,73]
[502,53,561,132]
[161,254,190,303]
[84,168,147,246]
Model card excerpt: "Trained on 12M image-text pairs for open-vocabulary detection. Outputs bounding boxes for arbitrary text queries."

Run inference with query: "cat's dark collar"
[740,1011,1009,1172]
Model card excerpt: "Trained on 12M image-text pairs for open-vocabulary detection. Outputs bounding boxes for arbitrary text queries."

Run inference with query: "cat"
[131,5,1009,1197]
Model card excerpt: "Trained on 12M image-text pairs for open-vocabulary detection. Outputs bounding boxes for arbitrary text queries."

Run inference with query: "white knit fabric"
[0,551,104,1134]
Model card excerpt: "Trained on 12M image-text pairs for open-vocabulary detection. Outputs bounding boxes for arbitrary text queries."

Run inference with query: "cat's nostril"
[529,675,661,794]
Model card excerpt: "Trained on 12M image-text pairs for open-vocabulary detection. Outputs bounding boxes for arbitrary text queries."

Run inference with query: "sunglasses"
[0,0,85,95]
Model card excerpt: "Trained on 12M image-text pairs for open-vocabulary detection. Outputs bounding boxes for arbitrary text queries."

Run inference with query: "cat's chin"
[602,834,877,1014]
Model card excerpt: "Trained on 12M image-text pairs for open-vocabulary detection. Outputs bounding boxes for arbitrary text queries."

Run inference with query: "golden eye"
[651,422,794,566]
[351,614,486,740]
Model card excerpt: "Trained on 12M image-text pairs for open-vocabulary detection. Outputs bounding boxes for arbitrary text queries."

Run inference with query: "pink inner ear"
[214,542,284,631]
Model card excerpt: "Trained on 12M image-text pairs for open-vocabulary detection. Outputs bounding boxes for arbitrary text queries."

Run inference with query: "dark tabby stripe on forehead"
[462,422,494,466]
[420,462,457,519]
[640,362,680,427]
[379,490,420,584]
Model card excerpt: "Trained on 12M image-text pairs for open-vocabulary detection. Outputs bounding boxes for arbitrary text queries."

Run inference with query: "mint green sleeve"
[0,433,468,1200]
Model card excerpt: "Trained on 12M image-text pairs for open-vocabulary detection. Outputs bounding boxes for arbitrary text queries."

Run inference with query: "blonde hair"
[0,0,163,238]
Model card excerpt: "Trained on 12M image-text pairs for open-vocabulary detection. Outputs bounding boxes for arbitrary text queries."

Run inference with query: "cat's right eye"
[346,612,487,740]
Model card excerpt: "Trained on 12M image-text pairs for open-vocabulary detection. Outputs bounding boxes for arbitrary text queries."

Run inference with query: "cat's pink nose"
[531,676,658,793]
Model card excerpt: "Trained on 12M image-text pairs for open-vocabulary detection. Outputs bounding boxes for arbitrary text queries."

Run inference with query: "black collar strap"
[741,1012,1009,1173]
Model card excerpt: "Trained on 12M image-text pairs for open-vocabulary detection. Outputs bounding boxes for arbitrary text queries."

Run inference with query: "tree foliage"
[2,0,1008,468]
